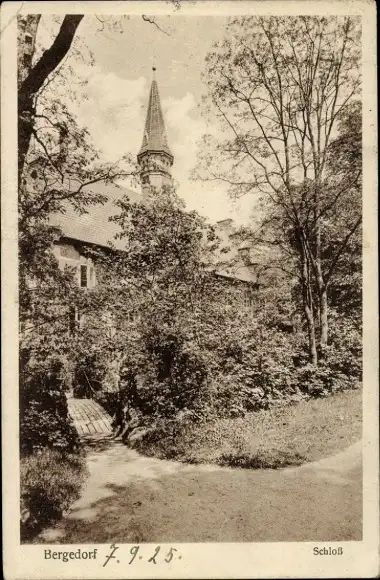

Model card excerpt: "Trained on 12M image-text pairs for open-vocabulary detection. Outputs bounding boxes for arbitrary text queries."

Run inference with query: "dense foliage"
[20,450,87,541]
[75,187,362,444]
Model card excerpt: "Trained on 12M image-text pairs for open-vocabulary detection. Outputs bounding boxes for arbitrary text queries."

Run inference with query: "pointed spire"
[138,69,173,160]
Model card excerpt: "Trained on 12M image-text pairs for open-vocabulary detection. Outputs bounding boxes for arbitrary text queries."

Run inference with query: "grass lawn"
[133,388,362,468]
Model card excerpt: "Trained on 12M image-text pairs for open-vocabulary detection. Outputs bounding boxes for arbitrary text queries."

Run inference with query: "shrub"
[109,306,362,437]
[327,311,362,381]
[20,351,81,455]
[141,326,210,416]
[113,324,213,431]
[295,313,362,397]
[217,449,307,469]
[20,449,87,541]
[212,318,308,415]
[129,418,199,461]
[211,309,361,411]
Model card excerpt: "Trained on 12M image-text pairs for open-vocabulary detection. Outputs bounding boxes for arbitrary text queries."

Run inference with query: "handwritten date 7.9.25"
[103,544,182,567]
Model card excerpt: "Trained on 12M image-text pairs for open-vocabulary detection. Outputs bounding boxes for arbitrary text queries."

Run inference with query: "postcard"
[1,1,378,578]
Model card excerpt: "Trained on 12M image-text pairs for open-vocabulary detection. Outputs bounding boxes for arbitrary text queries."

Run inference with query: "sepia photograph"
[1,1,378,578]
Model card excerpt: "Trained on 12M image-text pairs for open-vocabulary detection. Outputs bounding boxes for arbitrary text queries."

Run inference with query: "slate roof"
[137,77,173,160]
[49,181,142,250]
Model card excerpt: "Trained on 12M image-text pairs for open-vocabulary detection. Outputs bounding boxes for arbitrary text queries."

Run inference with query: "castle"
[49,70,258,296]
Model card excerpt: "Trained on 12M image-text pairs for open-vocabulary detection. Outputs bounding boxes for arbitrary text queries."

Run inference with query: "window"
[77,260,95,289]
[69,306,86,332]
[80,264,88,288]
[123,311,140,325]
[243,288,253,307]
[238,247,251,263]
[89,266,95,288]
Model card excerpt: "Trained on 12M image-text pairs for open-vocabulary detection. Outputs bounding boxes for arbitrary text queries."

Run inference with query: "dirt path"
[38,436,362,543]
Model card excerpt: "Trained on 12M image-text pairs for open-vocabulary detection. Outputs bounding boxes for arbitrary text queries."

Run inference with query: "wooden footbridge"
[67,397,113,437]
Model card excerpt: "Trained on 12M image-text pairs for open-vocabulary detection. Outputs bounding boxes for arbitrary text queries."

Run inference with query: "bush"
[107,306,362,439]
[140,326,210,416]
[295,313,362,397]
[212,319,308,415]
[327,312,362,381]
[129,417,203,461]
[112,324,213,433]
[211,309,362,412]
[20,351,81,455]
[20,449,87,541]
[217,449,307,469]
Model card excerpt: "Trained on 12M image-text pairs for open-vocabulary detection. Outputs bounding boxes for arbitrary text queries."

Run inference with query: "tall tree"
[197,16,361,363]
[18,15,84,178]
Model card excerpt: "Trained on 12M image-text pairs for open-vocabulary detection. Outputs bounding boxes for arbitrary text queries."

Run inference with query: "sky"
[36,14,256,225]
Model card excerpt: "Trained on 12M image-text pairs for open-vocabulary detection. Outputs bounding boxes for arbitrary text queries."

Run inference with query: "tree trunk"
[18,15,84,178]
[18,95,35,181]
[319,286,328,353]
[314,265,328,345]
[313,177,329,354]
[299,234,318,365]
[305,301,318,365]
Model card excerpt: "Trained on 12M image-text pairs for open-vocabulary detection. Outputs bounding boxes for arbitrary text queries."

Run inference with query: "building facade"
[48,71,258,299]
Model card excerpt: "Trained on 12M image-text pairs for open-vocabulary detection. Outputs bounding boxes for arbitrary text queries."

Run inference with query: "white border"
[1,2,378,578]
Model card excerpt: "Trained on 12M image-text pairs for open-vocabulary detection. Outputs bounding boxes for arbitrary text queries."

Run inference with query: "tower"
[137,68,174,198]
